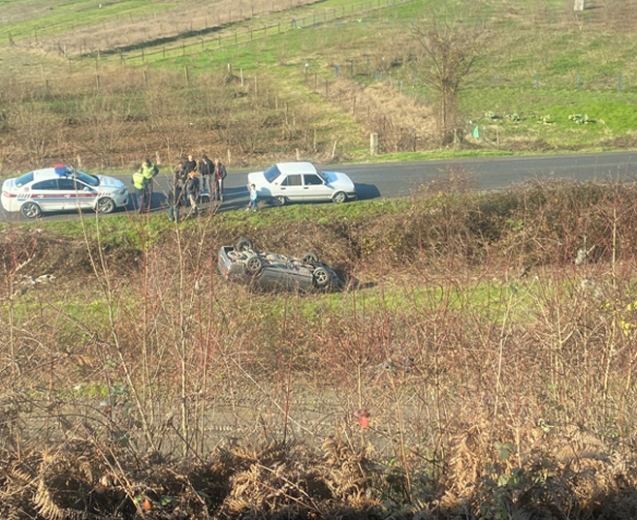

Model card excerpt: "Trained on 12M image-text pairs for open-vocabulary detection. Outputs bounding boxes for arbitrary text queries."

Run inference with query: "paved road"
[2,151,637,221]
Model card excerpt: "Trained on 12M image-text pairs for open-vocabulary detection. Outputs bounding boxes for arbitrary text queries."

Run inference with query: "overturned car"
[217,238,339,292]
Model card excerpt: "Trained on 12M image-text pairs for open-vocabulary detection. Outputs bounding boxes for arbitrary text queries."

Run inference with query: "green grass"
[460,88,637,147]
[4,0,637,162]
[0,0,177,42]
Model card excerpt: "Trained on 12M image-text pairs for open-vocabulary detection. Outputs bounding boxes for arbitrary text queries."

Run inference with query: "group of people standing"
[132,154,234,221]
[197,154,227,200]
[168,154,228,221]
[132,154,232,220]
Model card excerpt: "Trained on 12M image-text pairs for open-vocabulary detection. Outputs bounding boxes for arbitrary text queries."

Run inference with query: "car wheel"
[200,195,210,204]
[245,254,263,275]
[313,267,331,288]
[332,191,347,204]
[236,237,254,252]
[272,195,287,207]
[96,197,116,214]
[302,252,319,264]
[21,202,42,219]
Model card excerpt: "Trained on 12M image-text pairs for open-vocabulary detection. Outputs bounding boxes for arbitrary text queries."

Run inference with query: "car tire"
[312,267,331,288]
[236,237,254,252]
[332,191,347,204]
[273,195,287,207]
[200,195,210,204]
[245,254,263,275]
[21,202,42,219]
[302,252,319,265]
[96,197,116,214]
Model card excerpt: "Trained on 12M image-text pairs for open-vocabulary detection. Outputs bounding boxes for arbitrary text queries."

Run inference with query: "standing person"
[139,158,158,213]
[168,161,186,222]
[186,170,201,216]
[213,158,227,202]
[199,154,213,194]
[246,183,258,212]
[132,169,147,214]
[183,154,197,177]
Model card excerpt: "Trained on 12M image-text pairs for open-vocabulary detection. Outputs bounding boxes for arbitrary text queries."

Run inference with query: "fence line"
[78,0,411,66]
[318,56,634,94]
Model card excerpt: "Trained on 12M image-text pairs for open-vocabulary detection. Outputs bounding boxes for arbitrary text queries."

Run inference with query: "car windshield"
[263,165,281,183]
[314,169,327,182]
[15,172,34,187]
[73,170,100,187]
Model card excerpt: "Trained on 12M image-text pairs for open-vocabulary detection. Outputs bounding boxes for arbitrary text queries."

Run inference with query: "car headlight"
[115,188,128,196]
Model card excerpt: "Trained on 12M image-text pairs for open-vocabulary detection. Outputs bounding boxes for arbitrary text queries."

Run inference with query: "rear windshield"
[15,172,34,187]
[263,165,281,183]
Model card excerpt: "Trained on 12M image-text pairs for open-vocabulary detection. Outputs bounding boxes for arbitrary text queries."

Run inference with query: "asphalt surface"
[2,151,637,222]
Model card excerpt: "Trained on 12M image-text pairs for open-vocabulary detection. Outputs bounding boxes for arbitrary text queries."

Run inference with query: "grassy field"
[4,1,637,517]
[3,179,637,517]
[2,0,637,174]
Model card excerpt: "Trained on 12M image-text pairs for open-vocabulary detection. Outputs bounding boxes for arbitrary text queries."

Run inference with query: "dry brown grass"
[3,180,637,517]
[327,78,436,153]
[12,0,322,57]
[0,66,358,172]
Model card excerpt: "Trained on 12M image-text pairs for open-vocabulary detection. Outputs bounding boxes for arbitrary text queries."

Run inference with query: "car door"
[277,174,305,202]
[58,178,97,210]
[302,173,332,201]
[30,179,64,211]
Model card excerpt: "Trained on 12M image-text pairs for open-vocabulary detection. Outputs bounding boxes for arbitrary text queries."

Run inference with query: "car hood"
[97,175,127,190]
[323,171,355,190]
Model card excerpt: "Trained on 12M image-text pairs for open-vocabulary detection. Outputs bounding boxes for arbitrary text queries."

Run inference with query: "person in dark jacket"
[213,158,227,201]
[183,154,197,177]
[199,154,213,194]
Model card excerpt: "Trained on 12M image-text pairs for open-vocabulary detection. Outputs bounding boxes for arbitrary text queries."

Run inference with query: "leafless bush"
[0,65,342,173]
[2,180,637,517]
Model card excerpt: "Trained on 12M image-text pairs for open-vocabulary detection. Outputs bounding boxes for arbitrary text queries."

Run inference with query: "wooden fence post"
[370,133,378,155]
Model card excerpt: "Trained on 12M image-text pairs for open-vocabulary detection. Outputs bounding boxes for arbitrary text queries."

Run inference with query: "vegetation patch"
[3,179,637,518]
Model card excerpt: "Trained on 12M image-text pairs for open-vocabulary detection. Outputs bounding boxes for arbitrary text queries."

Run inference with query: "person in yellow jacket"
[132,169,147,214]
[138,158,159,213]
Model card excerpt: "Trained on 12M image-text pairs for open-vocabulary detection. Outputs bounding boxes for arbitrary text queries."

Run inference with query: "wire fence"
[67,0,412,67]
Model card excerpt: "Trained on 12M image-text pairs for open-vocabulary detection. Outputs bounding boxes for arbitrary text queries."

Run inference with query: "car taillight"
[2,190,16,198]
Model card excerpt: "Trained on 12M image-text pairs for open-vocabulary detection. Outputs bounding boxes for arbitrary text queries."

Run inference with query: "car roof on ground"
[275,162,318,175]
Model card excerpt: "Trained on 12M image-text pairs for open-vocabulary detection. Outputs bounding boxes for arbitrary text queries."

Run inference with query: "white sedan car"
[1,165,129,219]
[247,162,357,206]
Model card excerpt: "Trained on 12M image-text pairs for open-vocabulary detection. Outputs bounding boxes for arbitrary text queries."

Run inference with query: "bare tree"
[412,18,485,146]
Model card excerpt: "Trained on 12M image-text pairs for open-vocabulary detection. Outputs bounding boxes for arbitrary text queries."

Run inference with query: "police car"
[1,164,129,219]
